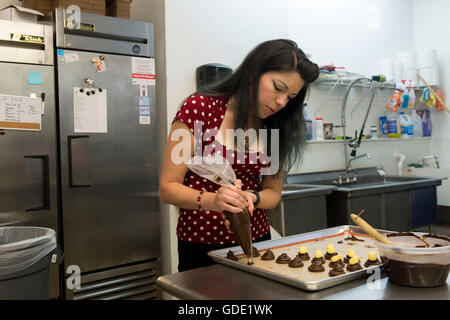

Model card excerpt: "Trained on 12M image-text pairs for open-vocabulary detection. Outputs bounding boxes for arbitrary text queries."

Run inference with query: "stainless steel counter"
[156,264,449,300]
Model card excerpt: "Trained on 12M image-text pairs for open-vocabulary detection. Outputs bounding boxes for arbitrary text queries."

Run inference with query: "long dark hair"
[198,39,319,176]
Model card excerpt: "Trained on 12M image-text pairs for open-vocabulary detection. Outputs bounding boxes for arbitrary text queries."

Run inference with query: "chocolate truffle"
[288,255,304,268]
[343,248,356,264]
[276,253,291,264]
[325,244,338,260]
[226,250,239,261]
[261,249,275,260]
[329,265,346,277]
[252,246,260,257]
[308,259,325,272]
[329,254,345,268]
[311,250,326,264]
[346,256,363,272]
[364,251,382,267]
[297,246,310,261]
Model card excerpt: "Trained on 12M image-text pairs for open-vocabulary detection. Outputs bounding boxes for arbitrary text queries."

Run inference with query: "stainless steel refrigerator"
[0,19,61,299]
[53,9,160,300]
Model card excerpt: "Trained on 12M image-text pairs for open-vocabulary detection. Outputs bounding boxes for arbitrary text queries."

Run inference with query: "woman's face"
[257,71,304,119]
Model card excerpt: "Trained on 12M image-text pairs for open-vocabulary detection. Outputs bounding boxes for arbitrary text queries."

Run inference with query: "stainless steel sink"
[286,167,444,231]
[336,175,434,190]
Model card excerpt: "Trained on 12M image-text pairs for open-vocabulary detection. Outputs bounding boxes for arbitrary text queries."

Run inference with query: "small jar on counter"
[314,117,324,140]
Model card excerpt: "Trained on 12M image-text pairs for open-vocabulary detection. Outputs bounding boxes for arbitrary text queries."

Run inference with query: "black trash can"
[0,227,57,300]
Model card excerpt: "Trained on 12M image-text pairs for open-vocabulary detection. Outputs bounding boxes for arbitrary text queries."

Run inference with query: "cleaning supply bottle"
[379,113,388,137]
[386,84,404,112]
[303,103,313,140]
[411,109,423,137]
[399,81,409,109]
[399,112,412,138]
[386,110,401,138]
[407,80,416,108]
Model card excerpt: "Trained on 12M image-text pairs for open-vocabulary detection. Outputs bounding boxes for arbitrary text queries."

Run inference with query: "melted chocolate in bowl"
[381,258,450,288]
[378,232,450,287]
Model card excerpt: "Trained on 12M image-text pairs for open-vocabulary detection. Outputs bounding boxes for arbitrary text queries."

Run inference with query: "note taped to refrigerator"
[0,94,42,131]
[132,57,156,86]
[74,87,107,133]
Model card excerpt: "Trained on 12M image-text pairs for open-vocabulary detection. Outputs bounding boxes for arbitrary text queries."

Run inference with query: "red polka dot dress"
[172,94,271,245]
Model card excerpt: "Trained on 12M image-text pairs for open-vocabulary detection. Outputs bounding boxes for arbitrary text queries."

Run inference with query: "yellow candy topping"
[368,251,378,261]
[330,254,342,263]
[347,248,356,258]
[349,256,360,265]
[315,250,323,259]
[298,246,308,254]
[327,246,336,254]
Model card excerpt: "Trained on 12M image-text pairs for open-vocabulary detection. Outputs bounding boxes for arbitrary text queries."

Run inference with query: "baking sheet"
[208,225,391,291]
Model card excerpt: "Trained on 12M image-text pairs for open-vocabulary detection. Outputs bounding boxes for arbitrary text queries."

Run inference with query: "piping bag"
[186,155,254,264]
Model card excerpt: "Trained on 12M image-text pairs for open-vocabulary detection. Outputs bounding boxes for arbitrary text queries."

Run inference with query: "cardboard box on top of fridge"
[0,4,44,23]
[22,0,107,16]
[106,0,132,19]
[55,0,106,15]
[21,0,55,15]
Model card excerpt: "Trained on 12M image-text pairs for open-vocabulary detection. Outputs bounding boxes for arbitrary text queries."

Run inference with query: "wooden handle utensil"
[350,213,392,245]
[417,73,450,113]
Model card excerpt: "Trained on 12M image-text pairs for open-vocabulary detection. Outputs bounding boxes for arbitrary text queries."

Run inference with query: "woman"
[159,39,319,272]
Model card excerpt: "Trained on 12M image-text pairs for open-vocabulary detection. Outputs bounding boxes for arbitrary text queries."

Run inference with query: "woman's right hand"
[213,185,249,214]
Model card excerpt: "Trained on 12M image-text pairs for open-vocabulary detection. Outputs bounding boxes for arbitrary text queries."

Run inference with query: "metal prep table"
[156,264,450,300]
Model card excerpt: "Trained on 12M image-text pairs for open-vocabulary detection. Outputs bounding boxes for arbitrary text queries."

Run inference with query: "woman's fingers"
[219,186,248,209]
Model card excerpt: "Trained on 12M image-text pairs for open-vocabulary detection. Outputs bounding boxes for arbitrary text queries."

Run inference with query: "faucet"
[422,155,440,169]
[348,153,371,171]
[340,77,377,174]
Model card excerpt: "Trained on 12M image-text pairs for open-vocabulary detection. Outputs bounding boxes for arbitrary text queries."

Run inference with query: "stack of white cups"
[397,50,418,85]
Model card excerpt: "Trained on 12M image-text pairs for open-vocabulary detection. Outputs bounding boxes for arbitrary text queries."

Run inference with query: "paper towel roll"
[397,50,416,69]
[397,50,417,83]
[417,49,438,68]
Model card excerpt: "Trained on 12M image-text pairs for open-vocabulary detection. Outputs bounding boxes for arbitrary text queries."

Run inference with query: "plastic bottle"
[399,112,412,138]
[314,117,324,140]
[411,110,423,137]
[379,114,388,137]
[386,110,401,138]
[303,103,313,140]
[386,82,405,112]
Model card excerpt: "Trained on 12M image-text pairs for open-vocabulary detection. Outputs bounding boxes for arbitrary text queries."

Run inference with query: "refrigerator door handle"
[24,155,50,211]
[68,135,92,188]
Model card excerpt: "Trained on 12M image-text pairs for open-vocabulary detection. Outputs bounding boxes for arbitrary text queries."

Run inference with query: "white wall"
[412,0,450,165]
[131,0,449,275]
[286,0,414,76]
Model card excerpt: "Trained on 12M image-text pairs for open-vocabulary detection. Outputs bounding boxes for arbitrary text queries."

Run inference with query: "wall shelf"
[306,137,431,144]
[314,77,439,90]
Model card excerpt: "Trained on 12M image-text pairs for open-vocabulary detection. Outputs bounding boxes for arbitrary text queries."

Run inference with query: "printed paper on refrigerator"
[73,87,107,133]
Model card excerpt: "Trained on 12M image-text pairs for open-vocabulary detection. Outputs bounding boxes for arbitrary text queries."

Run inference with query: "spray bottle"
[400,80,409,109]
[386,82,404,112]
